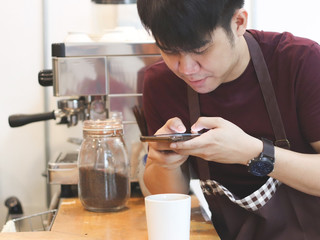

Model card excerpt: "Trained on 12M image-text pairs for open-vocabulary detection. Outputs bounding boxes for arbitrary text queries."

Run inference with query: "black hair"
[137,0,244,52]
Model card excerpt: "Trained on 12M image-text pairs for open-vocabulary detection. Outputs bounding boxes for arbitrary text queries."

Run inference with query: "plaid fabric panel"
[200,177,282,212]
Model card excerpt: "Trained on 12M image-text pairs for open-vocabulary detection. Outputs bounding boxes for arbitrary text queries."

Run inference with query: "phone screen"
[140,133,201,142]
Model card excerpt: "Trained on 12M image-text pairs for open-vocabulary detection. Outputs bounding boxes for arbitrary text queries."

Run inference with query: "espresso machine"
[9,32,161,197]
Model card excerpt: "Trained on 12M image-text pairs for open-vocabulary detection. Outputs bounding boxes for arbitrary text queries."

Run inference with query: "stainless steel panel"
[63,42,160,57]
[53,57,108,96]
[53,57,108,97]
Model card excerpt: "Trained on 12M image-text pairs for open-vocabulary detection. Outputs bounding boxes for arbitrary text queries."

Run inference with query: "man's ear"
[232,8,248,36]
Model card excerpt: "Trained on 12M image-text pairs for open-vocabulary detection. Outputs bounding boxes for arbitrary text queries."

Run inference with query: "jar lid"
[92,0,137,4]
[82,119,123,135]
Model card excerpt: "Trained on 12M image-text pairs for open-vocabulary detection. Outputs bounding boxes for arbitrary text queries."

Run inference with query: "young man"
[137,0,320,239]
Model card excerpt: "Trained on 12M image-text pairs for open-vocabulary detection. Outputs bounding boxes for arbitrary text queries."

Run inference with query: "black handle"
[8,111,56,127]
[38,69,53,86]
[5,196,23,215]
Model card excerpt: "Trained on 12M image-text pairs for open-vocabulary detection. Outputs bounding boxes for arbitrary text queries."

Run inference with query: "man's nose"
[178,54,200,75]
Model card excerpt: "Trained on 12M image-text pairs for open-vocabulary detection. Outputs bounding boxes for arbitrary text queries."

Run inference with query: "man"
[137,0,320,239]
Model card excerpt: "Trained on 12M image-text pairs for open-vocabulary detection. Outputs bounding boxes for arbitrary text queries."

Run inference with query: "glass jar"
[78,119,130,212]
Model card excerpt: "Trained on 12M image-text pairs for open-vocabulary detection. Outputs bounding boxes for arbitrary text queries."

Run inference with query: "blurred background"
[1,0,319,227]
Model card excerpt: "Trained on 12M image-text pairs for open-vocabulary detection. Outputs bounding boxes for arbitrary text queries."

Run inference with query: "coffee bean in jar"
[79,167,129,210]
[78,119,130,212]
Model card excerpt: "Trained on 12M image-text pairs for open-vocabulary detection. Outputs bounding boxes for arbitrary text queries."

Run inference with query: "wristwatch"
[248,138,275,177]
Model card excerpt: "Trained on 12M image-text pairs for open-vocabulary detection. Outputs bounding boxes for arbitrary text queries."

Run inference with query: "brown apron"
[187,32,320,240]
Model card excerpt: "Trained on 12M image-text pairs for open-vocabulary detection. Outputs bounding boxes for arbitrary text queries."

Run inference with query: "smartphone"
[140,133,201,143]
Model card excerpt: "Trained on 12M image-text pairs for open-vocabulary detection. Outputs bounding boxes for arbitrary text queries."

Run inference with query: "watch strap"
[261,138,274,162]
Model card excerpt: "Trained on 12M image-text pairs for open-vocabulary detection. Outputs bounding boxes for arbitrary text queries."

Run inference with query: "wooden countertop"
[1,195,220,240]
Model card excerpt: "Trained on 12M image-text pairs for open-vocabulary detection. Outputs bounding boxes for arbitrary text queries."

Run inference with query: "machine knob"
[38,69,53,86]
[5,196,23,215]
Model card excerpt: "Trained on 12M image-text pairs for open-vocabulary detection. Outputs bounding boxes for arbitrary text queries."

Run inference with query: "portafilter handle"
[8,98,87,128]
[8,111,56,127]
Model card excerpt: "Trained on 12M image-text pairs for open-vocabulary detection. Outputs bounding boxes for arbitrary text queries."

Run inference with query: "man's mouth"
[187,77,207,87]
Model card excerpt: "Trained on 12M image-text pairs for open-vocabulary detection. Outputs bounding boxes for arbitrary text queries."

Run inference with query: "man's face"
[160,27,246,94]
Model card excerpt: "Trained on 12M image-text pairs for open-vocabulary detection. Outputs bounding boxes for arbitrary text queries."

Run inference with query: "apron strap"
[187,86,211,180]
[243,32,290,149]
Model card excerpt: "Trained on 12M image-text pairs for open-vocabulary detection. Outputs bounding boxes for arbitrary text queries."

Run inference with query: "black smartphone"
[140,133,201,142]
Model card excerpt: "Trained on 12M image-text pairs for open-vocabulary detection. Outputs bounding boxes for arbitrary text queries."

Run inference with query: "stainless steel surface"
[57,99,85,111]
[48,152,78,185]
[56,99,87,126]
[53,57,108,97]
[61,42,159,56]
[10,209,57,232]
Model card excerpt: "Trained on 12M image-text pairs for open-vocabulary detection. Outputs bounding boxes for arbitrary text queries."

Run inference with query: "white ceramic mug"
[145,193,191,240]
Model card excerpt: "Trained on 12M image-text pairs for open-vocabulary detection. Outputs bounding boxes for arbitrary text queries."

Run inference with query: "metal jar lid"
[92,0,137,4]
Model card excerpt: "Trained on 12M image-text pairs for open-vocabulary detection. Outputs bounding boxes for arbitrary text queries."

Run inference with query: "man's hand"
[147,117,189,169]
[143,117,191,194]
[170,117,262,165]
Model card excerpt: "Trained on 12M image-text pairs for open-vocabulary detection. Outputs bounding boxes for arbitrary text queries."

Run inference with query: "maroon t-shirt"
[142,30,320,198]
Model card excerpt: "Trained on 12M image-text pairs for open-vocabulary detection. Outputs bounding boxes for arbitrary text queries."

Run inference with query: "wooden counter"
[52,195,219,240]
[1,195,220,240]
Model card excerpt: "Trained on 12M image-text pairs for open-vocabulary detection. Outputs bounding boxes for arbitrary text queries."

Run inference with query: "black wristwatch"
[248,138,275,177]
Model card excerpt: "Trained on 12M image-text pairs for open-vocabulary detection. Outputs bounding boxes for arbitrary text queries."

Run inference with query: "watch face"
[249,156,274,177]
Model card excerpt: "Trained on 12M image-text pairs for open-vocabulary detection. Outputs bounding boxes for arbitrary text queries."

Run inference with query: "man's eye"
[193,48,208,55]
[193,43,213,55]
[161,50,178,55]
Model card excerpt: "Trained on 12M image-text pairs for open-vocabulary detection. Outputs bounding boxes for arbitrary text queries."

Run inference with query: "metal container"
[48,152,79,185]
